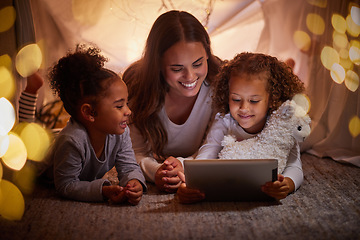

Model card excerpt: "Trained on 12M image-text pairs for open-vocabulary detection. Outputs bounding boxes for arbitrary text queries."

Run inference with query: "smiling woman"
[123,10,222,192]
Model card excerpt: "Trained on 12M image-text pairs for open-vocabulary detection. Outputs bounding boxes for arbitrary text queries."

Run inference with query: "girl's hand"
[177,171,205,204]
[261,174,295,200]
[155,157,183,193]
[102,185,126,203]
[125,179,143,205]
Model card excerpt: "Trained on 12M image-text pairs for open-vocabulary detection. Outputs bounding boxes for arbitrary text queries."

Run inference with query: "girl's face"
[228,74,270,134]
[92,79,131,135]
[161,41,208,98]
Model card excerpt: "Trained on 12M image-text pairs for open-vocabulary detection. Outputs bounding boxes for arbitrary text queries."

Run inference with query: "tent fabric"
[24,0,359,166]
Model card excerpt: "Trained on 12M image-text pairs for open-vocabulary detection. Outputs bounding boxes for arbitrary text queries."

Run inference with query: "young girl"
[44,45,146,204]
[177,52,306,203]
[123,10,221,192]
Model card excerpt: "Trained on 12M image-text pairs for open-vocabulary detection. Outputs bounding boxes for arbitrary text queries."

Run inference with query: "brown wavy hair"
[123,10,221,160]
[212,52,305,116]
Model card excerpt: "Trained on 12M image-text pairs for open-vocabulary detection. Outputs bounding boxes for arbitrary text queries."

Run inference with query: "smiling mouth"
[180,79,198,88]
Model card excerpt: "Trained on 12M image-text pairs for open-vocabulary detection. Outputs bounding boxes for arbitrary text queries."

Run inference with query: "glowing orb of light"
[0,54,12,70]
[292,93,311,114]
[340,57,354,70]
[0,97,15,136]
[333,31,348,49]
[349,46,360,65]
[15,43,42,78]
[0,66,16,100]
[13,163,36,195]
[349,115,360,138]
[321,46,340,70]
[306,0,327,8]
[332,14,347,34]
[0,134,9,157]
[344,70,359,92]
[346,14,360,37]
[306,13,325,35]
[350,6,360,26]
[0,6,16,33]
[1,132,27,171]
[0,179,25,220]
[13,122,52,162]
[330,63,346,84]
[293,31,311,51]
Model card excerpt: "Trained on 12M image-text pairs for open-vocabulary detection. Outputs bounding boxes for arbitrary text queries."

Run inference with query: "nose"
[184,68,196,81]
[239,101,249,111]
[125,105,131,116]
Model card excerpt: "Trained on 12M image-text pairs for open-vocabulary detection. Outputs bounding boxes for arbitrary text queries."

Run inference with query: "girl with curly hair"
[123,10,221,192]
[44,45,146,204]
[178,52,305,203]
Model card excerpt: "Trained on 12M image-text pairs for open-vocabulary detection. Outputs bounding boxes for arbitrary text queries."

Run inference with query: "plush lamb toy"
[219,100,311,173]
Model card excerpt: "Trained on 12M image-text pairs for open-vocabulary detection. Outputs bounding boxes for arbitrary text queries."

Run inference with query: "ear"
[279,100,295,119]
[80,103,95,122]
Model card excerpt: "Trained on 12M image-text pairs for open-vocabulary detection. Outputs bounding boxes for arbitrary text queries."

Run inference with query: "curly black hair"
[48,44,119,120]
[212,52,305,115]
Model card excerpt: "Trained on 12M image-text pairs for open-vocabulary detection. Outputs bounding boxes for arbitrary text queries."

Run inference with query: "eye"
[297,126,302,131]
[193,62,203,68]
[250,100,260,104]
[171,68,182,72]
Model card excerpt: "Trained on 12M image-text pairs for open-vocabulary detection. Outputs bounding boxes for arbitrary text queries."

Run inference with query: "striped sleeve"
[18,92,38,122]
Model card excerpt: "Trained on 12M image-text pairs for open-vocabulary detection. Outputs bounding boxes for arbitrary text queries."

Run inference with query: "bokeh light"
[0,66,16,100]
[293,30,311,51]
[0,134,9,157]
[333,31,348,49]
[344,70,359,92]
[0,179,25,220]
[332,14,347,34]
[321,46,339,70]
[346,14,360,37]
[340,57,354,70]
[1,132,27,171]
[306,13,325,35]
[349,45,360,65]
[330,63,346,84]
[351,6,360,26]
[13,122,52,162]
[0,6,16,33]
[15,43,43,78]
[349,115,360,138]
[292,93,311,114]
[13,163,36,195]
[0,54,12,70]
[0,97,16,136]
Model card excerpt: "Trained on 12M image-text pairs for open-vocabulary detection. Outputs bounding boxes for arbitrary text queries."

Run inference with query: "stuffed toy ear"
[279,100,295,119]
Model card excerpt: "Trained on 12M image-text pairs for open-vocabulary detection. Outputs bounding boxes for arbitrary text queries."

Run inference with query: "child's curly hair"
[212,52,305,115]
[48,44,119,120]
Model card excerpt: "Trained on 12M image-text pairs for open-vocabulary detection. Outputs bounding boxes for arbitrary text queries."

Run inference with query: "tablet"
[183,159,278,202]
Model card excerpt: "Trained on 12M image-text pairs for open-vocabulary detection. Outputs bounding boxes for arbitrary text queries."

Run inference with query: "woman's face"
[161,41,208,98]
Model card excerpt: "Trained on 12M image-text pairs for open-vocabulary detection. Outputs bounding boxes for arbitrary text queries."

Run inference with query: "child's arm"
[196,113,229,159]
[124,179,143,205]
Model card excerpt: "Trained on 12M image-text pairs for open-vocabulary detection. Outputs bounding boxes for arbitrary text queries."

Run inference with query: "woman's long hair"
[123,10,221,160]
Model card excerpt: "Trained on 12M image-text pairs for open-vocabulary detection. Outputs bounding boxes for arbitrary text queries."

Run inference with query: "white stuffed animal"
[219,100,311,173]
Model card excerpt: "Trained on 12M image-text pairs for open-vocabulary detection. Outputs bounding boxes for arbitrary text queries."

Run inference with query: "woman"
[123,10,221,192]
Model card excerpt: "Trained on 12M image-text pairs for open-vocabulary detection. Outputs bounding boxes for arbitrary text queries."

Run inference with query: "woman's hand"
[261,174,295,200]
[155,157,183,193]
